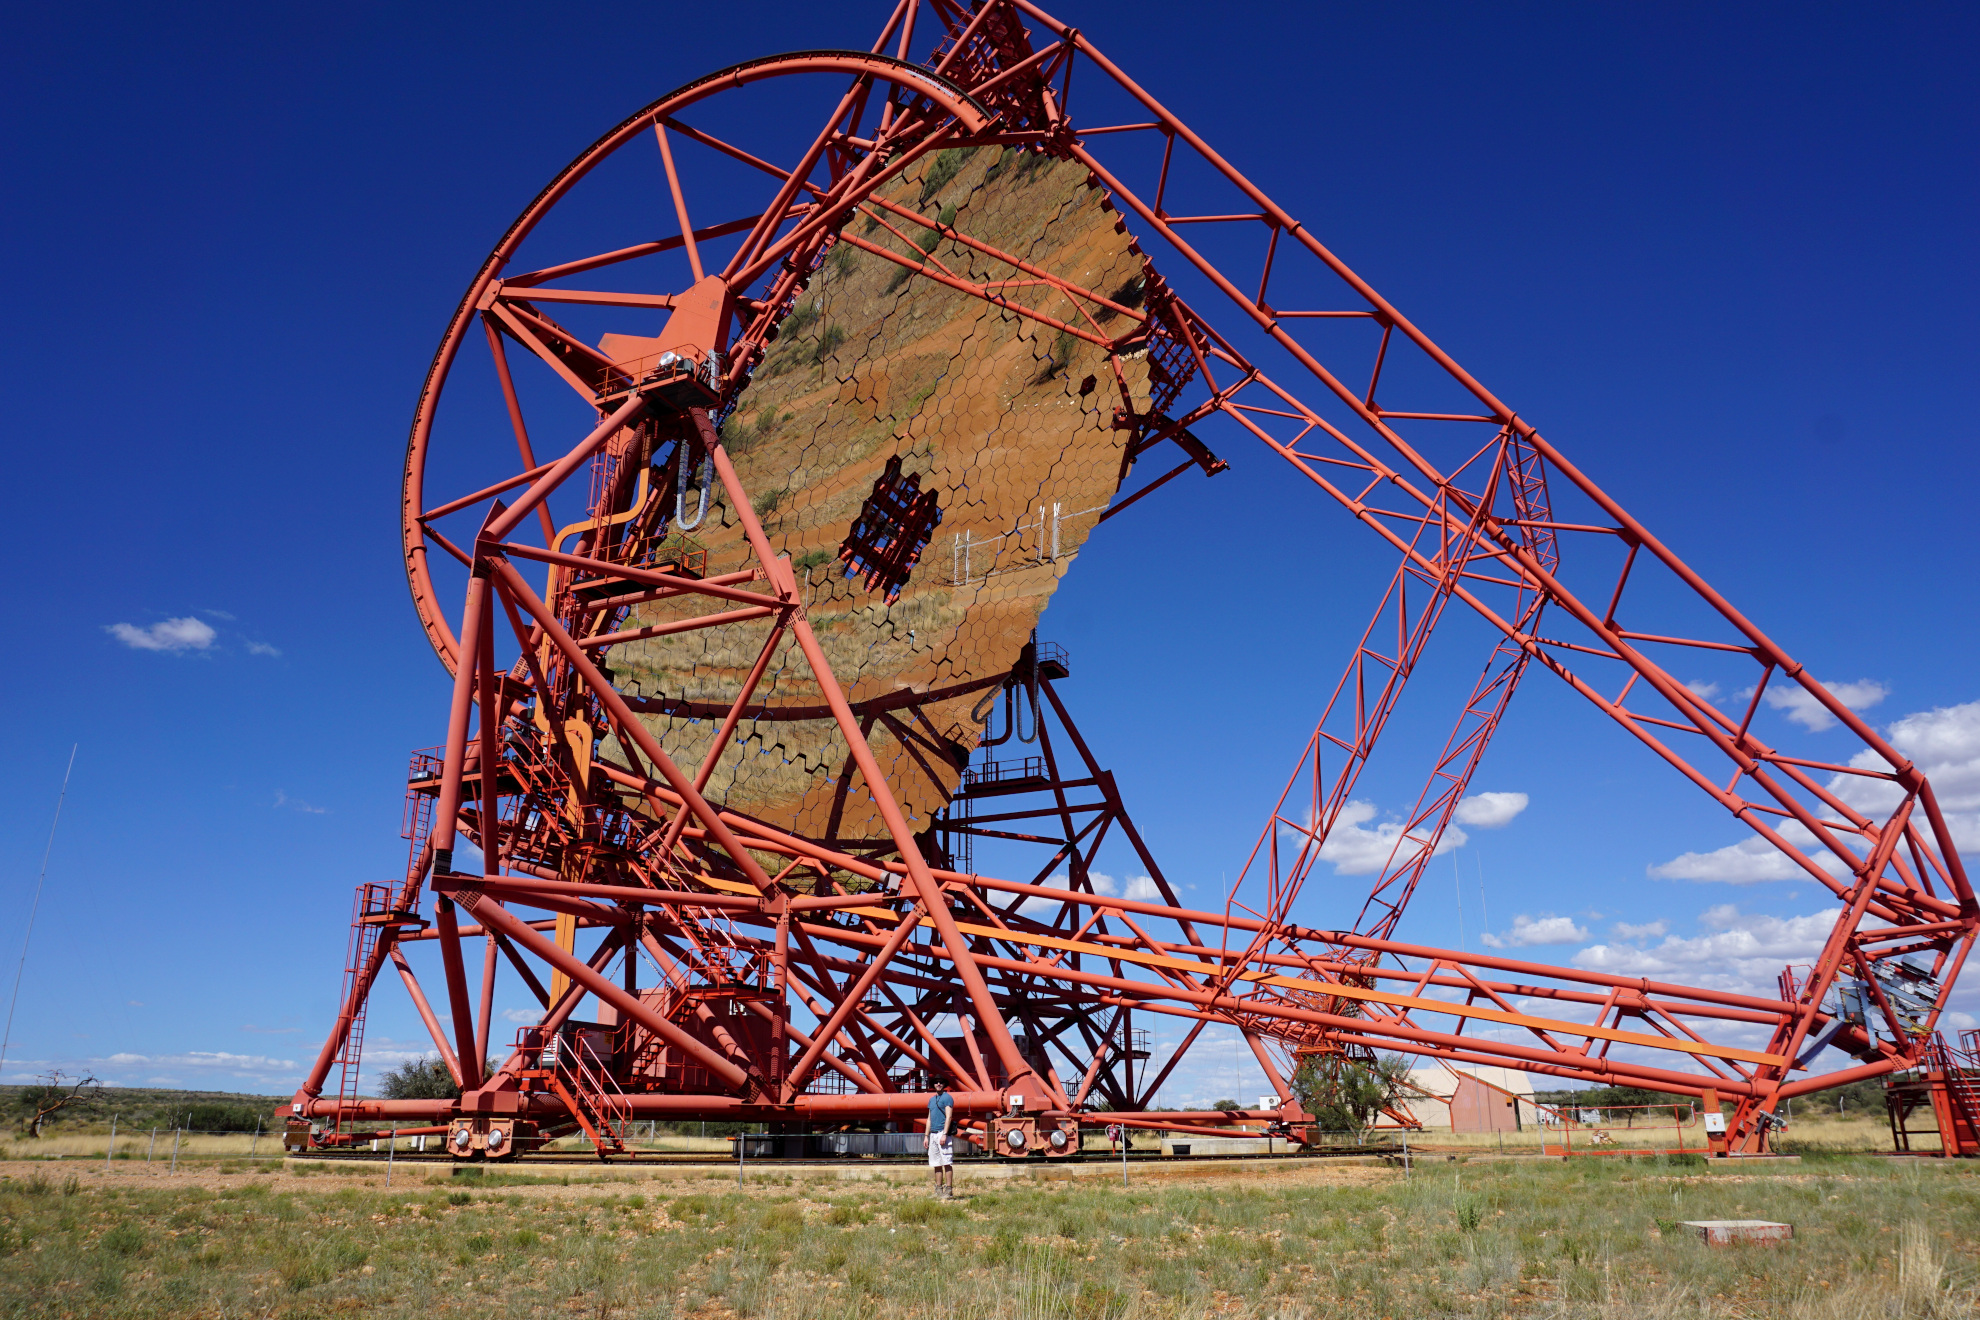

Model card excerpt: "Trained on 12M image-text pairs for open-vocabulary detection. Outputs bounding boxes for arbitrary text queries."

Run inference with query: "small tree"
[379,1057,461,1101]
[16,1071,101,1137]
[1291,1052,1411,1133]
[377,1056,497,1101]
[1211,1098,1240,1112]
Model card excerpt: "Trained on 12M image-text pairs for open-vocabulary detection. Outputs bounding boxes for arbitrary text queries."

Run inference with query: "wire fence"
[1,1124,281,1169]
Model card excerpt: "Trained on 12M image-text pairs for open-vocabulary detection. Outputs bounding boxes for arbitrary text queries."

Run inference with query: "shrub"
[918,147,974,202]
[279,1250,331,1293]
[180,1104,267,1132]
[895,1198,963,1226]
[983,1224,1023,1265]
[102,1222,147,1256]
[760,1203,803,1232]
[809,325,846,366]
[782,302,820,338]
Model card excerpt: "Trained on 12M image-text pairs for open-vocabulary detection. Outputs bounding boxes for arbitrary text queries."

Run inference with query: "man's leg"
[940,1164,954,1197]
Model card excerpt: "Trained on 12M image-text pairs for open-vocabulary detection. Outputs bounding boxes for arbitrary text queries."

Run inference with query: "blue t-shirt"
[928,1092,953,1136]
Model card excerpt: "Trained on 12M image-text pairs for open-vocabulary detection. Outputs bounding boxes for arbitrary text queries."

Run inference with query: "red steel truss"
[290,0,1978,1160]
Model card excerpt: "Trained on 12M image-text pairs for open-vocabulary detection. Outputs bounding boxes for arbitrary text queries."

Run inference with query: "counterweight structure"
[291,1,1978,1160]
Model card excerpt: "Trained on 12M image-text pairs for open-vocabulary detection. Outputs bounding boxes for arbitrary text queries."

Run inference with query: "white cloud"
[1020,872,1163,917]
[501,1008,542,1025]
[1573,904,1839,994]
[1610,919,1668,941]
[1763,678,1888,732]
[1684,680,1722,701]
[273,790,327,815]
[106,616,216,652]
[1829,700,1980,850]
[1289,793,1526,877]
[1019,874,1080,918]
[1315,801,1465,875]
[203,609,237,621]
[1648,835,1806,884]
[1948,1012,1979,1032]
[101,1050,298,1077]
[1480,913,1588,948]
[1650,698,1980,883]
[1454,791,1529,828]
[246,640,282,657]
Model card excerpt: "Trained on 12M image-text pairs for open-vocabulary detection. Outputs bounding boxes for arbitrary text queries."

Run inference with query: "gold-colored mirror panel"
[611,149,1151,843]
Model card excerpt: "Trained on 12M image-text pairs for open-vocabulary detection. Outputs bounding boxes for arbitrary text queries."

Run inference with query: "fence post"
[386,1129,395,1190]
[251,1119,261,1158]
[169,1127,181,1174]
[106,1114,117,1168]
[147,1127,156,1163]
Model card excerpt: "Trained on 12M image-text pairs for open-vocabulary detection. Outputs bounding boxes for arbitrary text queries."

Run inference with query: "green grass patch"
[0,1154,1974,1317]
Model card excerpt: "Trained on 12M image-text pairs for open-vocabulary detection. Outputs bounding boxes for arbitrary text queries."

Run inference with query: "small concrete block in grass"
[1680,1220,1793,1246]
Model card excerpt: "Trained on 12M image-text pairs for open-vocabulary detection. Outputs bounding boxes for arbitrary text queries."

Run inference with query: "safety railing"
[963,757,1047,789]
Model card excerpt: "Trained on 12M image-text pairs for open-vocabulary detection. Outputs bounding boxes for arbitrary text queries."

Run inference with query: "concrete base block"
[1160,1138,1278,1156]
[1680,1219,1793,1246]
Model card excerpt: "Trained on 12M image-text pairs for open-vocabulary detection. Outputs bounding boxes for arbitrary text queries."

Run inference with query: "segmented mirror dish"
[609,148,1151,843]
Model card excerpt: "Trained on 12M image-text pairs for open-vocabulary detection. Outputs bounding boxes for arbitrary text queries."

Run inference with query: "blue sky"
[1,2,1974,1110]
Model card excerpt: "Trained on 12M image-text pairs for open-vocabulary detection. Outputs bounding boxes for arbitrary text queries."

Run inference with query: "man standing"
[926,1076,955,1199]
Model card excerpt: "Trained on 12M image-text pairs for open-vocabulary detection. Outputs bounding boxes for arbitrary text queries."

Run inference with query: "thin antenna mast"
[0,744,78,1079]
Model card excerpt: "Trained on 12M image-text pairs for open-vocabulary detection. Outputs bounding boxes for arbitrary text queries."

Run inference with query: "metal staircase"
[1927,1031,1980,1157]
[521,1027,631,1158]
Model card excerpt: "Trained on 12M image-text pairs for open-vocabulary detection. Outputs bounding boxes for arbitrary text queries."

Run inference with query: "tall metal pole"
[106,1114,117,1169]
[0,745,77,1080]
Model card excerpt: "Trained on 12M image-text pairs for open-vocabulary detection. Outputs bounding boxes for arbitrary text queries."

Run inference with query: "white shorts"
[926,1134,953,1168]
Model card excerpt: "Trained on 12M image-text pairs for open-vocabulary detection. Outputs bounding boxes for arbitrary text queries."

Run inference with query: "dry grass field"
[1,1146,1975,1319]
[1393,1111,1920,1159]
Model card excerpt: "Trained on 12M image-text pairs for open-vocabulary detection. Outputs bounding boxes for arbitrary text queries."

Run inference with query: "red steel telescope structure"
[291,0,1977,1161]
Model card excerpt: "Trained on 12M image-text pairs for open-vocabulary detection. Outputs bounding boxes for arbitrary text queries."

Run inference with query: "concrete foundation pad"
[1699,1155,1802,1170]
[286,1153,1392,1181]
[1680,1219,1793,1246]
[1160,1138,1284,1157]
